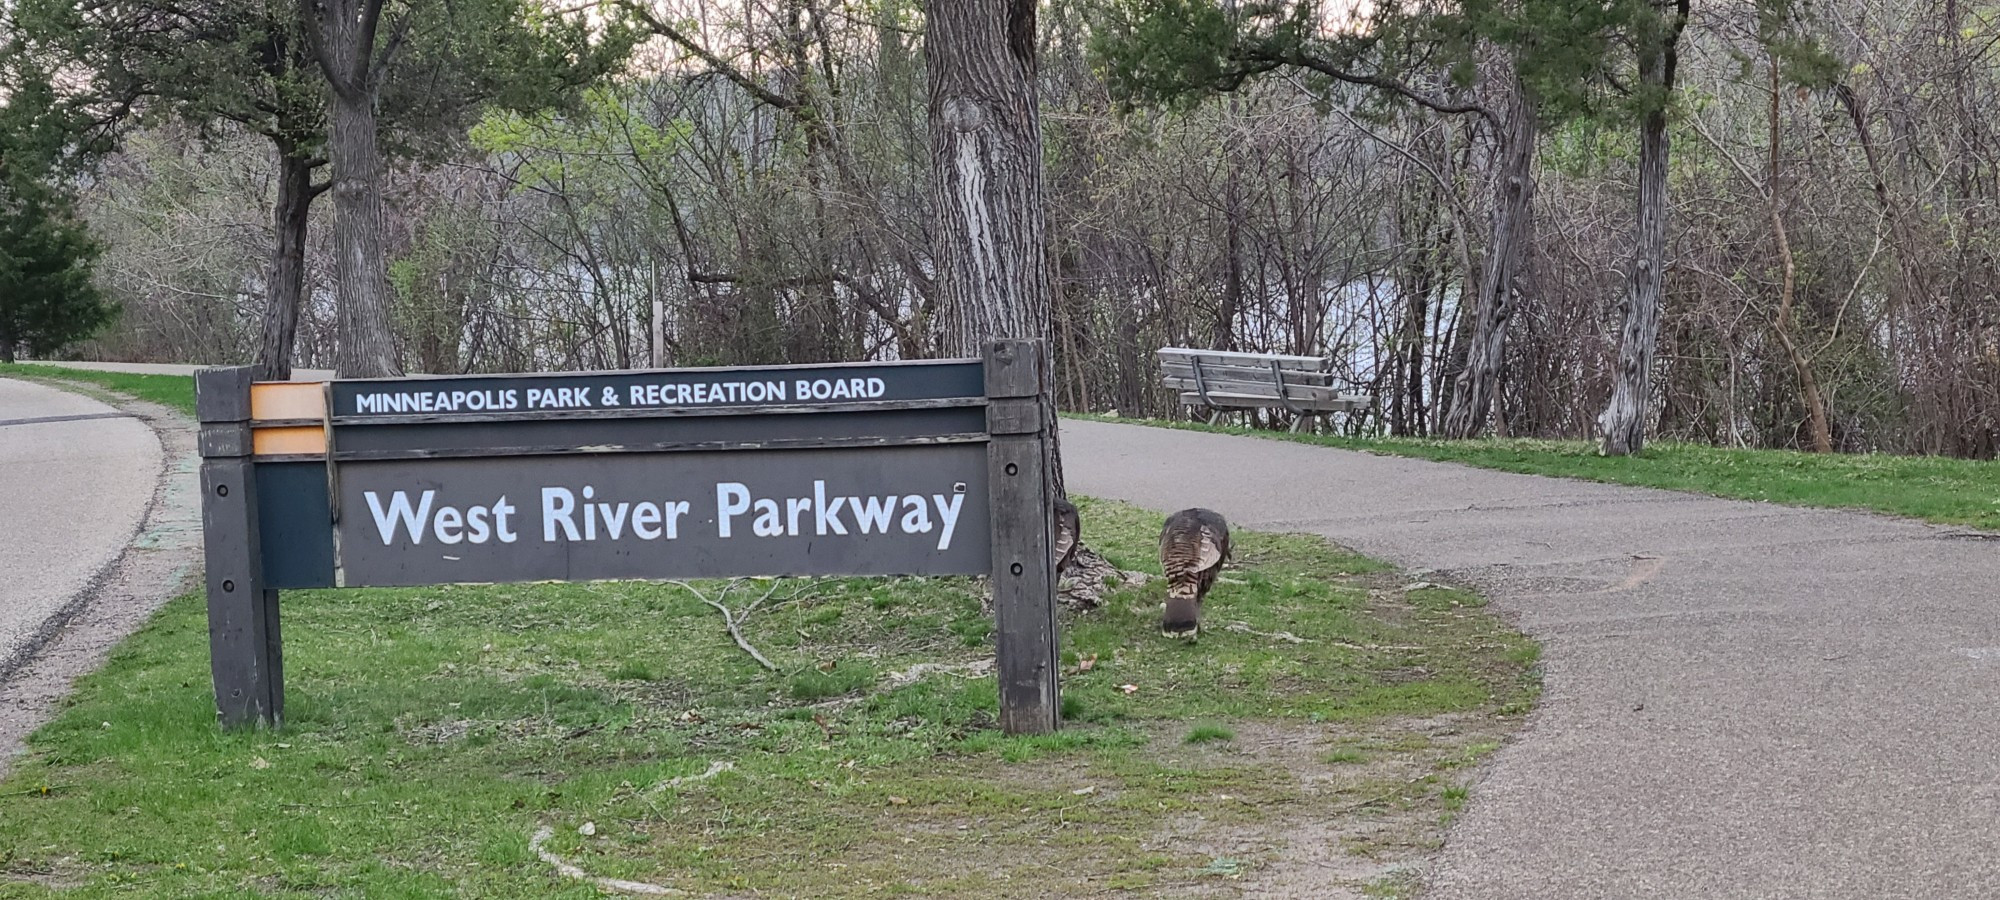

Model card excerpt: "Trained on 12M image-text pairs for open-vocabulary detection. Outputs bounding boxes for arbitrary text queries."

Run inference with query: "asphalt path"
[1063,418,2000,899]
[0,378,162,669]
[18,360,333,380]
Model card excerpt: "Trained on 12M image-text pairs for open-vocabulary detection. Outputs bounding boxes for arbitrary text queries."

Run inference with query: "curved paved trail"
[1065,419,2000,899]
[0,379,162,668]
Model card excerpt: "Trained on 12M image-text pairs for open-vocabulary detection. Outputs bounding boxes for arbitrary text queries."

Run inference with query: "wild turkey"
[1053,496,1081,576]
[1159,508,1231,638]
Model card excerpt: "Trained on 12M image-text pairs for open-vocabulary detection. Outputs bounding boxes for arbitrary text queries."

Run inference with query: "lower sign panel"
[335,444,990,586]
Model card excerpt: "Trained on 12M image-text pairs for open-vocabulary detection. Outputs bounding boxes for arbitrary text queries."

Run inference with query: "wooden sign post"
[195,341,1060,734]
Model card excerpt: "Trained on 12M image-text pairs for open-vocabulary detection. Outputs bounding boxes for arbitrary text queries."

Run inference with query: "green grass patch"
[1184,722,1235,744]
[0,498,1535,897]
[0,364,197,416]
[1076,414,2000,531]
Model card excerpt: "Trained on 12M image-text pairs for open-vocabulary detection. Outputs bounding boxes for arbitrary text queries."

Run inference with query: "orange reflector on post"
[250,381,327,422]
[251,425,328,457]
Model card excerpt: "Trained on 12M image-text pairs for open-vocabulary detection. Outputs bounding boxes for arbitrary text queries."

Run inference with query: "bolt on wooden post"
[195,366,284,729]
[982,339,1061,734]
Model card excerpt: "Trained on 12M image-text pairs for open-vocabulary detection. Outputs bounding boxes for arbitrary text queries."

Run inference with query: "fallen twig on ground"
[645,760,734,796]
[531,825,683,895]
[670,578,814,672]
[1224,622,1313,644]
[881,657,995,689]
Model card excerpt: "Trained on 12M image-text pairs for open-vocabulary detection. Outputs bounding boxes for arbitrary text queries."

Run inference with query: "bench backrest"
[1156,349,1331,385]
[1155,346,1365,412]
[1156,347,1328,371]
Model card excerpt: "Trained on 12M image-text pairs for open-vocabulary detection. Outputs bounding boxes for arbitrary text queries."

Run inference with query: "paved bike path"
[0,379,161,669]
[1064,419,2000,899]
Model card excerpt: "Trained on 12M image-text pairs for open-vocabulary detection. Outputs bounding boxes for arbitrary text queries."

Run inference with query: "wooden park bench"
[1156,347,1370,432]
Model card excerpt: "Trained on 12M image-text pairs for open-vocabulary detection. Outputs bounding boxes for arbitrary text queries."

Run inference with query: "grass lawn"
[0,370,1538,898]
[0,502,1535,899]
[0,364,199,417]
[1076,415,2000,531]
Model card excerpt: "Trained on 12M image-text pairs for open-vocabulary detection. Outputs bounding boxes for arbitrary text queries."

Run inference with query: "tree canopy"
[0,75,115,362]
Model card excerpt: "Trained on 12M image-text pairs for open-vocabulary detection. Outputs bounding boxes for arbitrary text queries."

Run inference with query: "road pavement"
[18,360,333,380]
[0,379,163,669]
[1064,418,2000,899]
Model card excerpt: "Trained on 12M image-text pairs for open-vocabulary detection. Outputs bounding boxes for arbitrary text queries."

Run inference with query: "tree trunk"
[930,1,1049,355]
[326,87,401,377]
[1598,1,1687,456]
[253,150,317,381]
[1440,82,1537,439]
[303,0,401,378]
[0,313,14,363]
[1598,106,1669,455]
[927,0,1062,493]
[1219,151,1243,352]
[1766,56,1832,453]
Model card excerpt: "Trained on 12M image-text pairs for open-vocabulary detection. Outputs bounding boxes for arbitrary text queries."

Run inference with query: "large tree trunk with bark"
[1440,82,1537,439]
[927,0,1062,493]
[929,1,1049,355]
[1599,103,1669,455]
[1598,1,1688,456]
[326,87,401,377]
[302,0,401,378]
[253,149,319,381]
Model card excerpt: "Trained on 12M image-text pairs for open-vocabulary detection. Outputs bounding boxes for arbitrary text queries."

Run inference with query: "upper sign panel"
[328,360,984,420]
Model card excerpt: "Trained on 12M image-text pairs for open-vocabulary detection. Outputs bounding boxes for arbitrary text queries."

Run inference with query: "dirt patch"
[1128,714,1513,899]
[0,386,199,777]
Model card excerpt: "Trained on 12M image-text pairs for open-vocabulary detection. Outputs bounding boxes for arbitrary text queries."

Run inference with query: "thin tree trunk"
[1219,135,1243,351]
[253,149,318,381]
[927,0,1061,494]
[1766,57,1832,452]
[1598,0,1688,456]
[1441,81,1537,439]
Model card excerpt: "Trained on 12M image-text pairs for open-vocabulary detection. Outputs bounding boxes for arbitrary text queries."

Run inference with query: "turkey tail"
[1159,508,1231,638]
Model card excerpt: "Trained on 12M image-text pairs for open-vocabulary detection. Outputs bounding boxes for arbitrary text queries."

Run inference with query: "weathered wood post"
[195,367,284,728]
[983,339,1060,734]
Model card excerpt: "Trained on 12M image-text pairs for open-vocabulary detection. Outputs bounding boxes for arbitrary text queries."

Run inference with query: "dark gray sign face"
[329,360,983,419]
[334,445,990,586]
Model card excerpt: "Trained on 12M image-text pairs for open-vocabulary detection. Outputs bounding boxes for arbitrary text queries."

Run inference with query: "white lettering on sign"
[794,377,886,401]
[363,479,964,552]
[715,480,965,550]
[350,376,902,416]
[355,389,522,414]
[541,486,693,542]
[364,491,518,546]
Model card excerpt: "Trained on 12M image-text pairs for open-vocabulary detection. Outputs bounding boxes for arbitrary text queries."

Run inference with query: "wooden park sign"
[194,340,1060,734]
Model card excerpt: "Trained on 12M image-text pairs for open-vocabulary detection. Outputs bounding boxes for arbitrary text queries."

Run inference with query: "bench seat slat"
[1159,376,1351,399]
[1178,391,1365,411]
[1158,361,1335,385]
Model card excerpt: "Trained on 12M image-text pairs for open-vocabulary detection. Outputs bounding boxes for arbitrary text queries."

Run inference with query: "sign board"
[336,446,991,585]
[194,342,1059,735]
